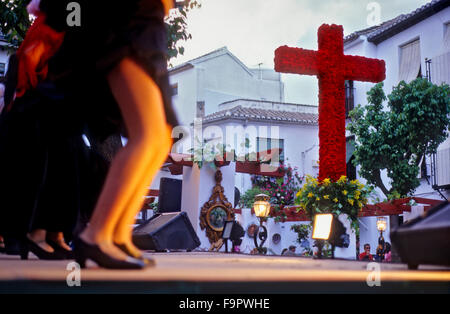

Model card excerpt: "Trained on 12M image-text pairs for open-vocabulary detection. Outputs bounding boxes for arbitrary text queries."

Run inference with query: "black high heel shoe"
[114,242,155,266]
[46,239,75,260]
[73,237,146,269]
[20,237,66,260]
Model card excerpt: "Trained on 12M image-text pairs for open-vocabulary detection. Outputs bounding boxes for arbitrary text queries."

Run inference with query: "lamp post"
[376,217,387,262]
[253,194,271,253]
[376,217,387,244]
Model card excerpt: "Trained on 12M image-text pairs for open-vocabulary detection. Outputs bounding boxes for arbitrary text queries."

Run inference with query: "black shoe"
[0,241,4,254]
[20,237,66,260]
[73,237,145,270]
[46,239,75,260]
[114,242,155,266]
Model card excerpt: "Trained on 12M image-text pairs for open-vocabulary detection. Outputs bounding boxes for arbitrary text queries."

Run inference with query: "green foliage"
[251,163,303,206]
[291,224,313,256]
[295,175,374,231]
[166,0,201,63]
[188,136,234,170]
[348,78,450,198]
[0,0,31,50]
[239,186,268,209]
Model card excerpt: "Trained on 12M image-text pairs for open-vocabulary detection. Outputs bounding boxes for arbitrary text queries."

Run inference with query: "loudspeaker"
[132,212,200,251]
[391,201,450,269]
[158,178,182,213]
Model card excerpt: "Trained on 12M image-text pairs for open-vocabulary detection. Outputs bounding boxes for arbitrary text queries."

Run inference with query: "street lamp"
[376,217,387,243]
[253,194,271,252]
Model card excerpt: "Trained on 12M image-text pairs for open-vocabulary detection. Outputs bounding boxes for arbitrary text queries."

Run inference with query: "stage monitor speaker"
[132,212,200,251]
[158,178,182,213]
[391,201,450,269]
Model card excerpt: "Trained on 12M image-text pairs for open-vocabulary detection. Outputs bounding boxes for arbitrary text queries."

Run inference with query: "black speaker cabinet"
[391,201,450,269]
[132,212,200,251]
[158,178,182,213]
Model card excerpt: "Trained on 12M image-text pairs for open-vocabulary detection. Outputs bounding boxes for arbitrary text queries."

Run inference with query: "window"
[171,83,178,96]
[256,137,284,162]
[345,80,354,118]
[0,63,5,77]
[399,39,421,82]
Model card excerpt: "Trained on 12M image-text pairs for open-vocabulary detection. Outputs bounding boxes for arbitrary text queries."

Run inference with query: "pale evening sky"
[171,0,430,106]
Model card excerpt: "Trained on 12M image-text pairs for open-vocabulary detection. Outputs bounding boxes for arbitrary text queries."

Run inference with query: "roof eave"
[201,116,318,126]
[168,63,194,75]
[368,1,450,45]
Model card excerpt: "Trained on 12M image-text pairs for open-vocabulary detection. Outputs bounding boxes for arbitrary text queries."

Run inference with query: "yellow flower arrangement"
[295,175,373,232]
[337,175,347,184]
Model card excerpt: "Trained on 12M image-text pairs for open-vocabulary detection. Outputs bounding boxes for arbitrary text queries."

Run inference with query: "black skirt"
[42,0,179,139]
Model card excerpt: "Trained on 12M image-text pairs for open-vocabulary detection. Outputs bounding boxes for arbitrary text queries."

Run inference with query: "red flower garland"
[275,24,385,182]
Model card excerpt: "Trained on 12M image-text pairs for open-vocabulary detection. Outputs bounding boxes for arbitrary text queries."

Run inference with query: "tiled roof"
[344,0,450,45]
[344,15,405,44]
[202,105,318,125]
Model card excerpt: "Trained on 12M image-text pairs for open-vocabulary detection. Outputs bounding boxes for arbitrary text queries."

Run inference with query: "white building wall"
[201,120,319,196]
[235,208,311,256]
[169,68,198,128]
[169,49,284,127]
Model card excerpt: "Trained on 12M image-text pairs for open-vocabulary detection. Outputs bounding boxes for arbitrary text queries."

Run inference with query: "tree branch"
[373,170,390,198]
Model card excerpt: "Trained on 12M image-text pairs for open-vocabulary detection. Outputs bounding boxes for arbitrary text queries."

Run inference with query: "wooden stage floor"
[0,252,449,293]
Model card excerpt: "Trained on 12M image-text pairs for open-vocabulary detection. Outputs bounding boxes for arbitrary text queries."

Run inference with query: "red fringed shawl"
[15,14,65,98]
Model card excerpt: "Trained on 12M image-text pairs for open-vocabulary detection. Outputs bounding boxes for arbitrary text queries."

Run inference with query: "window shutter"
[398,40,421,83]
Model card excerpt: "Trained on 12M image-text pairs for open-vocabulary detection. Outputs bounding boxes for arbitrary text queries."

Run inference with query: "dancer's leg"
[28,229,54,252]
[80,58,172,260]
[112,133,171,257]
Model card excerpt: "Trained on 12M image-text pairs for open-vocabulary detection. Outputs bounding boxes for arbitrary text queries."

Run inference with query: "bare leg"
[47,231,72,251]
[80,58,172,261]
[112,139,171,257]
[28,229,54,252]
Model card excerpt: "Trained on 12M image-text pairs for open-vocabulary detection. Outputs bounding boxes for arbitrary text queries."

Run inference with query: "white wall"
[235,208,312,256]
[169,67,198,127]
[201,120,319,196]
[169,50,284,127]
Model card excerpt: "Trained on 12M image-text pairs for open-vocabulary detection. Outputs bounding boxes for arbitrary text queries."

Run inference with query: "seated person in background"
[283,245,297,256]
[359,243,374,261]
[383,242,392,262]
